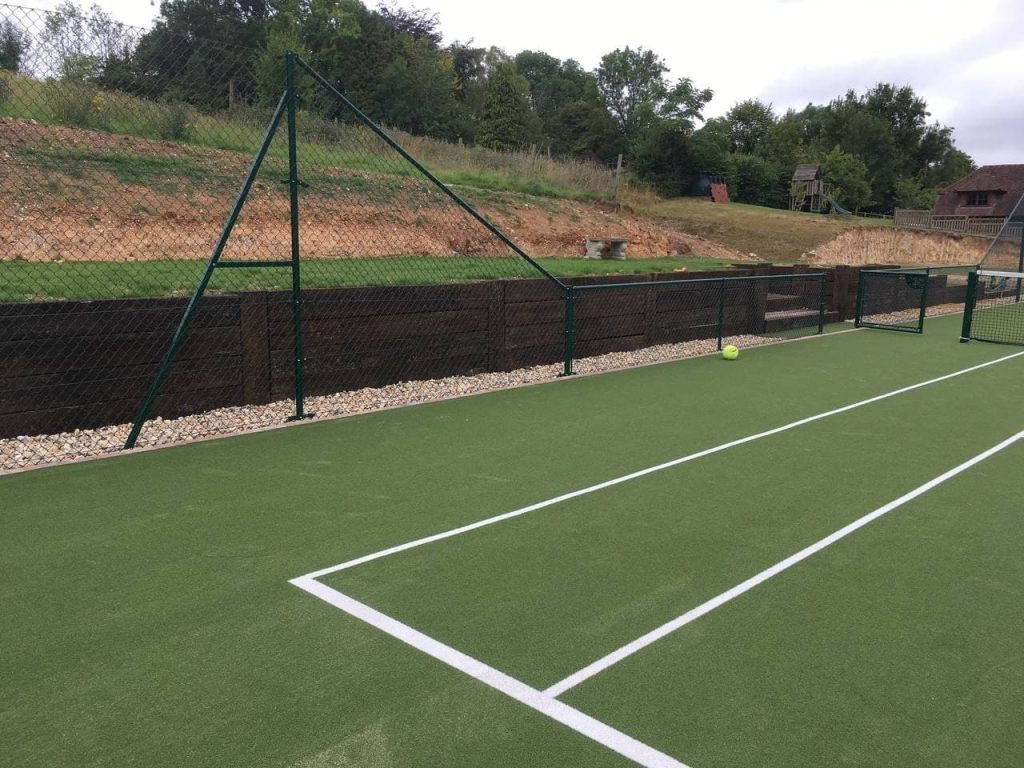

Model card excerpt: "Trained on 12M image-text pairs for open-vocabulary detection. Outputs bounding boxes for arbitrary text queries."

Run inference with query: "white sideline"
[300,349,1024,581]
[290,576,689,768]
[543,429,1024,698]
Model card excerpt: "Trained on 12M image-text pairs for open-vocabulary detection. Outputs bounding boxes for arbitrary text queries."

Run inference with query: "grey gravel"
[2,334,783,473]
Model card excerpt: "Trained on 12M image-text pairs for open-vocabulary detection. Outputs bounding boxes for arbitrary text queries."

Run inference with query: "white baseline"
[544,428,1024,698]
[290,575,690,768]
[300,349,1024,582]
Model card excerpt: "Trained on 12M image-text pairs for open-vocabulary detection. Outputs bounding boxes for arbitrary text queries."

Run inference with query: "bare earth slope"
[1,118,991,268]
[0,118,744,264]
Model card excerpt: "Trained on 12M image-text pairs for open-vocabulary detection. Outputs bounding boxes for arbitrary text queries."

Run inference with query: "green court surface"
[3,313,1023,768]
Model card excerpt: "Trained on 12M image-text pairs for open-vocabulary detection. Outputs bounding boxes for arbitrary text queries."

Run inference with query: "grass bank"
[0,256,740,302]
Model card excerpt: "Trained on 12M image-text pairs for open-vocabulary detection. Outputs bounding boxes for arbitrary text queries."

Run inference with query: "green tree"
[820,146,872,210]
[689,118,731,175]
[129,0,271,108]
[374,37,460,137]
[725,99,776,154]
[513,50,600,137]
[476,61,543,151]
[630,121,695,196]
[0,19,28,72]
[596,46,712,139]
[892,176,940,210]
[41,1,135,82]
[728,153,782,207]
[548,99,625,162]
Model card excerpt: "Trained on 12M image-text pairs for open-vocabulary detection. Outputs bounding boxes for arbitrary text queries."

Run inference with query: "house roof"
[942,164,1024,193]
[792,164,821,181]
[933,165,1024,217]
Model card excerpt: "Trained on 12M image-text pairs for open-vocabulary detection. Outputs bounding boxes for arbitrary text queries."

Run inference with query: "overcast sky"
[23,0,1024,165]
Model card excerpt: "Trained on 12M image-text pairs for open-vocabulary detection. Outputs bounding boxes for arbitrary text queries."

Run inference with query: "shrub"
[152,101,193,141]
[0,73,11,106]
[51,82,110,130]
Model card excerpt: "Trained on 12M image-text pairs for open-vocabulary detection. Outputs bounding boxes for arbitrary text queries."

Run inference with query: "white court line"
[300,349,1024,581]
[290,575,689,768]
[543,429,1024,698]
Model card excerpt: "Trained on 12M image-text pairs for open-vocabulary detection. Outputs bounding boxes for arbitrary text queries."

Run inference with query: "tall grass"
[1,72,622,201]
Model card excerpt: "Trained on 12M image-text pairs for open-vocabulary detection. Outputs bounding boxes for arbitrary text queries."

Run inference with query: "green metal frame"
[561,272,827,376]
[959,270,979,342]
[124,91,291,449]
[124,53,563,449]
[854,268,928,334]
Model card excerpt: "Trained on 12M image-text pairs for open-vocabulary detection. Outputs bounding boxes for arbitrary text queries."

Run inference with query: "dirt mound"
[805,228,988,267]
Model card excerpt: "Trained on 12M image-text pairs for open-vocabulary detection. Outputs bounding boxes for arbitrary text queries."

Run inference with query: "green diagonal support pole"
[293,55,564,290]
[123,92,289,449]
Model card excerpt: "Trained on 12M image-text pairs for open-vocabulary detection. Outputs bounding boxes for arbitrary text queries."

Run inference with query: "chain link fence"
[1,3,832,473]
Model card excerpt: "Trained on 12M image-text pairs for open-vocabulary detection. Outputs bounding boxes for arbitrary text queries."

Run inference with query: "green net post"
[960,270,978,342]
[285,52,310,421]
[561,285,576,377]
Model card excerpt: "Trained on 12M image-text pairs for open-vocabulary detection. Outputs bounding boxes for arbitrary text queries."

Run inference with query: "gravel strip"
[2,334,785,473]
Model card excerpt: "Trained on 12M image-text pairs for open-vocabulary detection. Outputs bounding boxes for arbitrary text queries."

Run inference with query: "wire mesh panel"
[0,4,274,469]
[568,273,826,374]
[0,6,565,469]
[963,270,1024,346]
[962,193,1024,346]
[855,269,928,333]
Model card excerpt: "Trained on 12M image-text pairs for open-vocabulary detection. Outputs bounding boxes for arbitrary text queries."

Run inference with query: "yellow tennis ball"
[722,344,739,360]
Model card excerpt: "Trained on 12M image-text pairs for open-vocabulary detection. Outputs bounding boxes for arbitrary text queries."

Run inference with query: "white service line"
[290,575,690,768]
[300,349,1024,581]
[543,429,1024,698]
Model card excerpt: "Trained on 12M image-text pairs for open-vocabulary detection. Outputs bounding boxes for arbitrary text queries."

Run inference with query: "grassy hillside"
[632,196,892,264]
[0,71,619,202]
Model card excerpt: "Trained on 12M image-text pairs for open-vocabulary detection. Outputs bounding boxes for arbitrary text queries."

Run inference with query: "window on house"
[964,191,989,206]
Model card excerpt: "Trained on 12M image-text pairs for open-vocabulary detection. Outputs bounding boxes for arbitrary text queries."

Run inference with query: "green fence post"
[817,272,827,334]
[854,270,865,328]
[917,268,930,333]
[716,278,726,350]
[285,52,310,421]
[960,270,978,342]
[561,284,576,377]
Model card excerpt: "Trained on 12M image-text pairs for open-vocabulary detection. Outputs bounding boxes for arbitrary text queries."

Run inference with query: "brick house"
[932,164,1024,217]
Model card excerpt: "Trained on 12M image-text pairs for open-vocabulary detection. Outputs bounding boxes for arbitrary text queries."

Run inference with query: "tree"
[375,1,441,45]
[374,36,460,137]
[596,46,712,139]
[41,1,135,82]
[513,50,600,138]
[548,99,625,162]
[689,118,731,176]
[630,120,695,197]
[725,99,776,155]
[476,61,542,151]
[728,153,782,207]
[892,177,940,210]
[0,19,28,73]
[820,146,872,210]
[130,0,271,108]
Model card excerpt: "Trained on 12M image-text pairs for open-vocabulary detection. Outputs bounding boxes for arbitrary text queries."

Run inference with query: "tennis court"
[4,312,1024,767]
